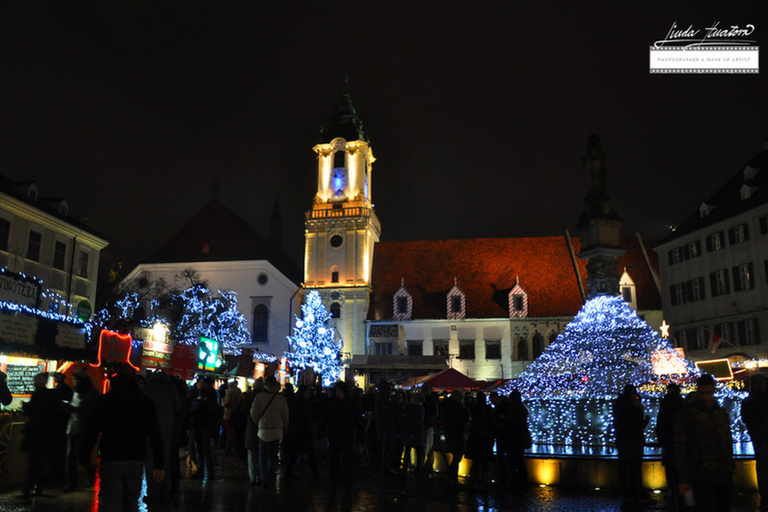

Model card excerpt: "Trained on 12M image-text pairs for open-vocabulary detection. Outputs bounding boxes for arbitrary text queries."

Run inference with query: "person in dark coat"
[507,389,531,493]
[20,373,59,498]
[466,391,494,487]
[283,384,318,478]
[191,376,220,480]
[742,373,768,511]
[243,378,263,485]
[613,383,649,502]
[422,385,439,475]
[402,392,426,475]
[61,368,99,491]
[82,367,165,512]
[656,382,684,507]
[327,381,359,486]
[440,391,469,485]
[675,374,734,512]
[142,370,183,503]
[0,371,12,407]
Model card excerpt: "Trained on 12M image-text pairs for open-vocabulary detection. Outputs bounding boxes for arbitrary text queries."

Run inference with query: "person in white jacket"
[249,375,289,489]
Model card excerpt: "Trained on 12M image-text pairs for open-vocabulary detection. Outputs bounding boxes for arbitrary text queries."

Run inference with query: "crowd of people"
[15,366,533,511]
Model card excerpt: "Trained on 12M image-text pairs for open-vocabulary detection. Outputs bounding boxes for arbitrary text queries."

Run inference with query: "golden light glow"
[0,355,44,366]
[531,459,559,486]
[152,322,167,343]
[660,320,670,339]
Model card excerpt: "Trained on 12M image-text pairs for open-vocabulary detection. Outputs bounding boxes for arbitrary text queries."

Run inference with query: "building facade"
[655,143,768,360]
[122,200,301,357]
[0,177,108,317]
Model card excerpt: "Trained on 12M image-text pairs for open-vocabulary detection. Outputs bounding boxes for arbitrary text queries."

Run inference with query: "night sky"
[0,1,766,273]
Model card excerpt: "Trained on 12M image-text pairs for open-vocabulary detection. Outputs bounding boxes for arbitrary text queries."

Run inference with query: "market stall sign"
[198,337,224,372]
[0,310,38,346]
[171,344,197,381]
[4,362,44,395]
[91,330,139,371]
[55,323,87,350]
[0,273,40,308]
[140,326,173,369]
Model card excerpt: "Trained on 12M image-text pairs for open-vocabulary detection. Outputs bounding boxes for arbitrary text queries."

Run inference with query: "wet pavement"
[0,453,760,512]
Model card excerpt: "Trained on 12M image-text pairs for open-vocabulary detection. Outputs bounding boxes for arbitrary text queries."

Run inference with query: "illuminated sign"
[695,358,734,381]
[141,323,172,369]
[198,337,224,372]
[91,330,139,371]
[651,348,688,375]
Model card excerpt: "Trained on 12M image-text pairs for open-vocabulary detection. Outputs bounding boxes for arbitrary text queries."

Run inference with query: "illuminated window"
[730,224,749,244]
[433,341,449,359]
[733,263,754,292]
[27,230,41,262]
[252,304,269,343]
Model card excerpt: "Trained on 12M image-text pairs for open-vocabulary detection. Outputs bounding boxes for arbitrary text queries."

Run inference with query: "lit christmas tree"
[285,291,342,386]
[509,295,697,399]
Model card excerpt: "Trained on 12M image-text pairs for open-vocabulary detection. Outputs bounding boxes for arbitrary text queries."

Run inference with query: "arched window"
[532,333,544,359]
[330,302,341,319]
[253,304,269,342]
[517,339,528,361]
[334,150,345,168]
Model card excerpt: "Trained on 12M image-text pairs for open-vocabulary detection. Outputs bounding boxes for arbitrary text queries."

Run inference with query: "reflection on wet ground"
[0,452,760,512]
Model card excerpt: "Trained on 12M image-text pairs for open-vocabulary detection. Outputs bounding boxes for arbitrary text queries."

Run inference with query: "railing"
[306,207,371,220]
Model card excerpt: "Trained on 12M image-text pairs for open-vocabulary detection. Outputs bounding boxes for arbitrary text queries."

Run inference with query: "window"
[459,340,475,360]
[27,230,42,262]
[513,296,524,311]
[0,218,9,252]
[330,235,343,248]
[729,223,750,245]
[257,273,268,285]
[740,319,760,346]
[622,287,633,303]
[451,296,462,314]
[331,271,339,283]
[532,333,544,359]
[375,342,394,355]
[685,241,700,259]
[668,248,682,265]
[406,340,423,356]
[397,296,408,315]
[53,241,67,270]
[670,283,687,306]
[715,322,733,343]
[707,232,725,252]
[710,269,730,296]
[732,263,754,292]
[76,250,89,278]
[485,340,501,360]
[333,151,345,168]
[433,341,449,359]
[330,302,341,319]
[687,277,705,302]
[252,304,269,343]
[517,339,529,361]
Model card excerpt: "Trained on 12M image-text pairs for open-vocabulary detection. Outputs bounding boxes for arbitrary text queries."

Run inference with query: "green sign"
[198,337,224,372]
[76,300,92,322]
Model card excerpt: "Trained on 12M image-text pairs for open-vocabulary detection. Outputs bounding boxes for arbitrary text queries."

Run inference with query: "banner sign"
[0,272,39,307]
[170,344,197,381]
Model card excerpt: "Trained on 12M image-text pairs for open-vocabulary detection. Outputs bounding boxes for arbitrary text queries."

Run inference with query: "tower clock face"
[330,234,343,248]
[331,168,346,196]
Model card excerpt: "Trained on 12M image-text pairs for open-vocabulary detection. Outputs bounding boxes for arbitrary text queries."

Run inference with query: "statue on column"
[576,134,624,298]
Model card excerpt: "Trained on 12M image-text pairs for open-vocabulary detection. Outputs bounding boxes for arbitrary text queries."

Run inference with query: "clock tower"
[304,88,381,359]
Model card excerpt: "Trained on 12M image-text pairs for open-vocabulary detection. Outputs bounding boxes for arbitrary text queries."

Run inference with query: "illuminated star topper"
[660,320,670,339]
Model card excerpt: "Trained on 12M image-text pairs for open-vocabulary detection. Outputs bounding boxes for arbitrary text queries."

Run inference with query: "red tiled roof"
[369,236,661,320]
